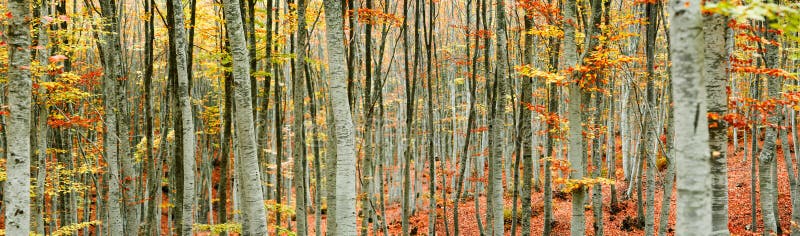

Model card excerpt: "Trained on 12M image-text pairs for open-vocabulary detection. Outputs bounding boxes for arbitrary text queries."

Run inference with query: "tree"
[563,0,586,233]
[756,3,782,234]
[98,0,127,233]
[323,0,359,234]
[220,0,269,233]
[669,0,713,235]
[704,1,730,234]
[292,0,309,234]
[4,0,33,234]
[170,0,197,232]
[488,0,509,234]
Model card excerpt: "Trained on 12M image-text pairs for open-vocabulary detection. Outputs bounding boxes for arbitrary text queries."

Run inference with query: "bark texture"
[323,0,359,234]
[5,0,32,234]
[220,0,269,233]
[669,0,713,234]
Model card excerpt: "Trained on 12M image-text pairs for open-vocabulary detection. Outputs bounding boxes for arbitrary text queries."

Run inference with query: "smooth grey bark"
[520,6,534,236]
[292,0,309,234]
[143,0,160,233]
[4,0,32,234]
[322,0,358,234]
[98,0,126,233]
[171,0,197,233]
[488,0,509,234]
[668,0,713,234]
[563,0,585,233]
[401,0,417,234]
[644,2,658,235]
[220,0,269,233]
[325,94,338,236]
[703,2,730,234]
[425,1,437,234]
[33,1,49,234]
[757,17,780,235]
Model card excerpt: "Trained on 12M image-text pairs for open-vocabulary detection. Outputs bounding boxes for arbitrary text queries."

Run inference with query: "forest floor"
[299,142,795,236]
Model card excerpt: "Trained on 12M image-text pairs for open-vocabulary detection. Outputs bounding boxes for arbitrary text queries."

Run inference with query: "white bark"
[172,0,197,233]
[4,0,32,234]
[488,0,509,234]
[220,0,269,233]
[98,0,126,233]
[563,0,585,234]
[703,3,730,234]
[323,0,358,234]
[669,0,713,234]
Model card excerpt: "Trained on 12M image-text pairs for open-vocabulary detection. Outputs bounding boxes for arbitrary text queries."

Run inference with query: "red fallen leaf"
[48,54,68,63]
[5,12,12,19]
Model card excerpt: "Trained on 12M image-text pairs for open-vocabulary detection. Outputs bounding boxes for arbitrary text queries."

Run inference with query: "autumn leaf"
[49,55,68,63]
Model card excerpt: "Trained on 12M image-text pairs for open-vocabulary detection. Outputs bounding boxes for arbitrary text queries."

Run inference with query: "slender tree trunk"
[220,0,269,233]
[5,0,33,234]
[323,0,359,234]
[171,0,197,233]
[563,0,585,233]
[144,0,160,233]
[518,6,536,235]
[425,1,437,234]
[98,0,126,233]
[33,1,49,234]
[644,2,658,235]
[218,45,234,232]
[401,0,417,234]
[757,14,781,235]
[668,0,713,234]
[487,0,509,234]
[703,2,730,234]
[293,0,309,234]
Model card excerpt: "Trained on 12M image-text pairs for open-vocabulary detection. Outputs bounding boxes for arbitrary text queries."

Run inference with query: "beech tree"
[5,0,800,235]
[4,0,32,234]
[669,0,713,234]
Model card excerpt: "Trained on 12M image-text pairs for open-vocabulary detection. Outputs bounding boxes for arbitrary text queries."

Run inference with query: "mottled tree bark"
[323,0,359,234]
[668,0,713,234]
[4,0,32,234]
[703,2,730,234]
[220,0,269,233]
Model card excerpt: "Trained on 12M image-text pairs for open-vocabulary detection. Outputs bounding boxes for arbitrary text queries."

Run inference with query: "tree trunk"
[293,0,309,234]
[323,0,359,234]
[644,2,658,235]
[5,0,33,234]
[564,0,585,234]
[520,6,534,236]
[98,0,126,233]
[171,0,197,233]
[220,0,269,233]
[488,0,509,234]
[703,2,730,234]
[401,0,417,234]
[668,0,713,234]
[33,1,49,234]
